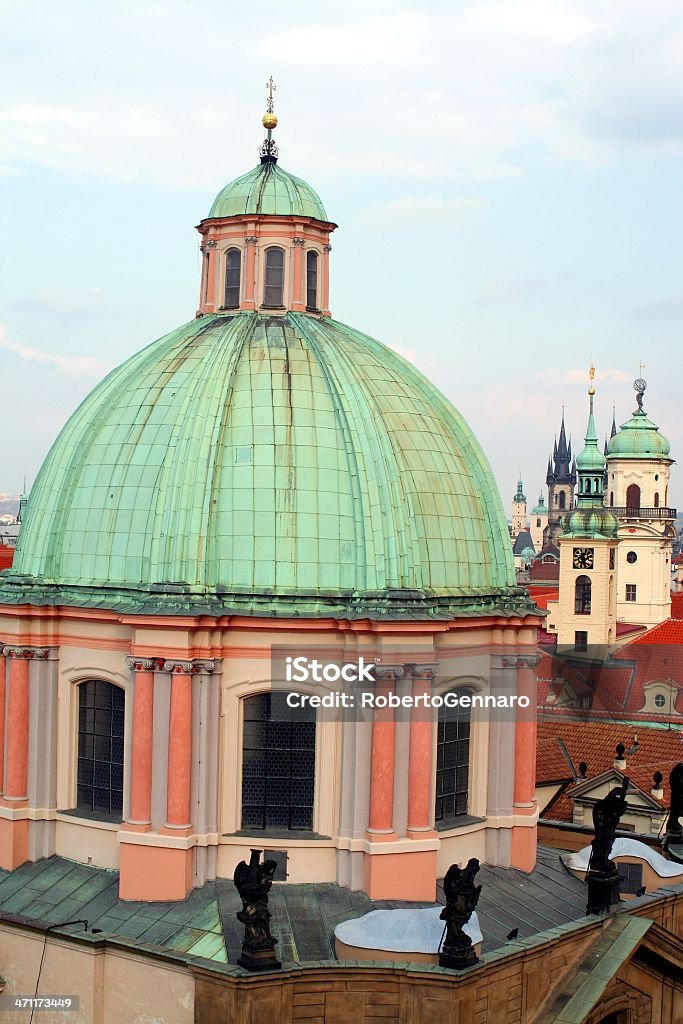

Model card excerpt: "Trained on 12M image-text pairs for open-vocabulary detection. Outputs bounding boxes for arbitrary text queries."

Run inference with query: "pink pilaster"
[5,656,29,801]
[165,669,192,829]
[128,662,155,827]
[321,243,331,316]
[511,655,539,872]
[367,674,398,837]
[291,237,305,311]
[407,670,437,837]
[243,236,257,310]
[205,242,217,313]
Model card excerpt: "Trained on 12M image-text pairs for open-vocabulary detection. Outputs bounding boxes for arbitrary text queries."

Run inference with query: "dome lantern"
[196,82,337,319]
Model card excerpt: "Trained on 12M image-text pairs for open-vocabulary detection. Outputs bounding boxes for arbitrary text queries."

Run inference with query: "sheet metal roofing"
[208,163,329,221]
[607,410,671,460]
[4,312,521,617]
[0,847,587,965]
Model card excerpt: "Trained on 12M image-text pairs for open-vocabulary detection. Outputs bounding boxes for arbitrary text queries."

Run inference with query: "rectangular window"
[435,698,470,823]
[575,631,588,652]
[609,548,615,570]
[626,584,637,602]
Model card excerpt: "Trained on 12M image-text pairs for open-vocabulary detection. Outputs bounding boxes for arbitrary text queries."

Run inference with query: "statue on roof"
[234,848,281,971]
[665,763,683,844]
[586,778,629,914]
[439,857,482,969]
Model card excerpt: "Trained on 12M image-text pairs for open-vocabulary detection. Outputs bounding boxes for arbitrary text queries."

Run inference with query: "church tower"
[530,493,548,552]
[511,476,527,539]
[546,370,619,654]
[545,412,577,543]
[606,378,675,627]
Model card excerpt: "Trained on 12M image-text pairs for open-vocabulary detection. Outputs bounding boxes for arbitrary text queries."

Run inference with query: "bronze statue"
[234,848,281,971]
[439,857,482,969]
[665,764,683,842]
[586,777,628,914]
[588,779,628,875]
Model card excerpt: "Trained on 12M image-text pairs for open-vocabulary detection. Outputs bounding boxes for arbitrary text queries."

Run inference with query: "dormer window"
[225,248,241,309]
[264,247,285,307]
[306,250,319,311]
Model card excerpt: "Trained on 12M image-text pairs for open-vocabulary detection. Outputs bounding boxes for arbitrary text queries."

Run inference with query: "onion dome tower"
[530,492,548,552]
[606,376,676,627]
[0,84,540,903]
[548,368,619,653]
[511,476,527,540]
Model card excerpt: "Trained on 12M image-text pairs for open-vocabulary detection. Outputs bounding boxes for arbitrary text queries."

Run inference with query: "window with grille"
[225,248,241,308]
[77,681,124,817]
[435,691,470,824]
[306,250,318,310]
[575,575,592,614]
[241,692,316,831]
[263,247,285,307]
[626,584,637,602]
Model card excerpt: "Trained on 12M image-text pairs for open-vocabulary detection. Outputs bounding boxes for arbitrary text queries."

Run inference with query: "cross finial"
[266,76,276,114]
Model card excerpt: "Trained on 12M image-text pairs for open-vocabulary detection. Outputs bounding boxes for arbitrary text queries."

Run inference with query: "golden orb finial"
[262,112,278,130]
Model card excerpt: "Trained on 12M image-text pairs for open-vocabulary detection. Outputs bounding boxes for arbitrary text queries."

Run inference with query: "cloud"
[362,196,485,227]
[0,327,114,376]
[474,1,595,43]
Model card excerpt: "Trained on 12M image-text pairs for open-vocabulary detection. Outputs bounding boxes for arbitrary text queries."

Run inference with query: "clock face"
[573,547,594,569]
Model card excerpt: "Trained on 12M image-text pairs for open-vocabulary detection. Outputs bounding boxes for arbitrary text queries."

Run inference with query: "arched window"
[610,491,614,507]
[77,680,125,817]
[241,692,316,831]
[224,248,241,308]
[536,518,541,527]
[306,250,318,310]
[559,491,566,510]
[575,575,592,615]
[654,491,660,508]
[585,479,591,494]
[263,247,285,307]
[626,483,640,510]
[435,690,470,823]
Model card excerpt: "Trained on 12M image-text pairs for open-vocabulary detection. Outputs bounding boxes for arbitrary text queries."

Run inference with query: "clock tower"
[546,370,619,655]
[606,378,675,628]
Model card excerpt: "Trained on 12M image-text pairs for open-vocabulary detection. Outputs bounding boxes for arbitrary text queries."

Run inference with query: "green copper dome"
[208,163,329,221]
[563,506,619,540]
[2,313,520,617]
[531,494,547,516]
[607,410,671,460]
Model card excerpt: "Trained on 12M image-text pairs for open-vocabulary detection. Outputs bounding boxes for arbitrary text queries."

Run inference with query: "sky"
[1,0,682,511]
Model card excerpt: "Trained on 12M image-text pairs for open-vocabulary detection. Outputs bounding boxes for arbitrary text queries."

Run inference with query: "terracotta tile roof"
[672,592,683,619]
[536,736,575,784]
[612,618,683,713]
[538,717,683,821]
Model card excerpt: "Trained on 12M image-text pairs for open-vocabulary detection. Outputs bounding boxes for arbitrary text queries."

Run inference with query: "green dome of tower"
[3,313,519,617]
[208,163,330,221]
[607,412,671,460]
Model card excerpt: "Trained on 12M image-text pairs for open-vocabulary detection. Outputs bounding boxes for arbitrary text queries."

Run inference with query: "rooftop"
[0,847,587,966]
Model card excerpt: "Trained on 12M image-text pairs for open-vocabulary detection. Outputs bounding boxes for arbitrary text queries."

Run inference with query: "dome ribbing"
[4,313,518,617]
[208,163,329,221]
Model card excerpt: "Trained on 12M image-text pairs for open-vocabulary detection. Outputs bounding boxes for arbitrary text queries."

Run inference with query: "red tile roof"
[538,717,683,821]
[671,592,683,619]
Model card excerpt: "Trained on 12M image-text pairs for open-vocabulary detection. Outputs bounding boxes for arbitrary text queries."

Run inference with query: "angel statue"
[234,849,281,971]
[439,857,482,969]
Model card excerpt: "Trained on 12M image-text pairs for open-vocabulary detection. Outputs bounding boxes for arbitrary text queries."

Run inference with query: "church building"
[0,94,541,904]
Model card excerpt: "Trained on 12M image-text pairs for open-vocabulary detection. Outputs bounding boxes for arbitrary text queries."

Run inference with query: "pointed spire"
[610,405,617,438]
[575,365,605,505]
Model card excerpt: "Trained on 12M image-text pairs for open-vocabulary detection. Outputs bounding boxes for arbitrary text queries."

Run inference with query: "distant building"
[545,411,576,544]
[529,492,548,552]
[511,476,527,540]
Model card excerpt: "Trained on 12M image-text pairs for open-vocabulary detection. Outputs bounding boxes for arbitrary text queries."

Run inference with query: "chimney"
[614,743,626,770]
[652,771,664,799]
